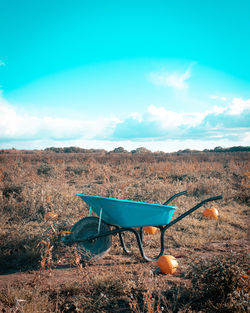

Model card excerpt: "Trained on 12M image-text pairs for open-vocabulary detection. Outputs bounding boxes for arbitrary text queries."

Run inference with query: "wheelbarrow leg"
[139,227,143,240]
[130,227,165,262]
[115,227,165,261]
[118,231,133,255]
[118,227,165,261]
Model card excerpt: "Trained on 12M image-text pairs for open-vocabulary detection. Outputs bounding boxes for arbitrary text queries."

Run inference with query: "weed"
[186,253,249,312]
[37,164,53,176]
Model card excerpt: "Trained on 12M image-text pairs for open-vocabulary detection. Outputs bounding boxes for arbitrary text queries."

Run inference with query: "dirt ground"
[0,238,248,290]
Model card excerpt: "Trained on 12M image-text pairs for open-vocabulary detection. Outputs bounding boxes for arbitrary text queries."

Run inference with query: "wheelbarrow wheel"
[70,216,112,262]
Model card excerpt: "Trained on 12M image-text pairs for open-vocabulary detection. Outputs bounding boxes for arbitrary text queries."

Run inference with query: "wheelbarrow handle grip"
[201,195,223,203]
[163,190,188,205]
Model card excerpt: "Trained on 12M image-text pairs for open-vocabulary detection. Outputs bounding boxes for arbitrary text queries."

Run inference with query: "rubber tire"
[70,217,112,261]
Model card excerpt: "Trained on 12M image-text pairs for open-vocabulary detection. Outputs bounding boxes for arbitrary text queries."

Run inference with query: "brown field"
[0,149,249,312]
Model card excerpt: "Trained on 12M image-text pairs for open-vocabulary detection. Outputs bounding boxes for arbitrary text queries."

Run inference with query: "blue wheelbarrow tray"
[76,194,176,227]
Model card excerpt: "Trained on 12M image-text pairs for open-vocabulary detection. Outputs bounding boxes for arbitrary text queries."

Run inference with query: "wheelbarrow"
[62,191,222,262]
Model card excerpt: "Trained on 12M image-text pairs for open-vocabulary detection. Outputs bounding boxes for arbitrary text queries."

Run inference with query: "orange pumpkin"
[44,212,58,221]
[143,226,158,235]
[241,274,250,279]
[203,207,219,220]
[157,255,178,274]
[60,230,71,236]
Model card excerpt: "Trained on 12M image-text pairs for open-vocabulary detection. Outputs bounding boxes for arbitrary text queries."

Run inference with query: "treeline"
[45,145,250,154]
[45,147,106,154]
[177,146,250,154]
[44,146,152,154]
[0,145,249,155]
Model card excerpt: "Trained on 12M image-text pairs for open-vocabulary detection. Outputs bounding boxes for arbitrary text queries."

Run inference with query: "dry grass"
[0,149,249,312]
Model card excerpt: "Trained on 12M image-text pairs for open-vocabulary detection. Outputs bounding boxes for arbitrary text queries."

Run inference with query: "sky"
[0,0,249,152]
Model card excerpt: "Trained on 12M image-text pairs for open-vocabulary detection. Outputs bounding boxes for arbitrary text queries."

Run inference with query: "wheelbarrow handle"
[163,194,223,231]
[163,190,188,205]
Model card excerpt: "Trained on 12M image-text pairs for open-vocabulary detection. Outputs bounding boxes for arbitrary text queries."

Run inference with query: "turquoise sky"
[0,0,249,151]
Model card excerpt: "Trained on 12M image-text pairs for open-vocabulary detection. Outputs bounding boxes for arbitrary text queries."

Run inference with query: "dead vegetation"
[0,149,249,312]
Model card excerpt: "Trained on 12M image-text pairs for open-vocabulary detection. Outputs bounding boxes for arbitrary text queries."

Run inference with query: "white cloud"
[130,112,143,122]
[209,96,250,115]
[209,97,250,116]
[149,65,193,89]
[227,98,250,115]
[0,94,20,137]
[0,60,5,66]
[147,105,205,128]
[210,95,227,101]
[211,105,225,114]
[112,97,250,142]
[0,94,120,141]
